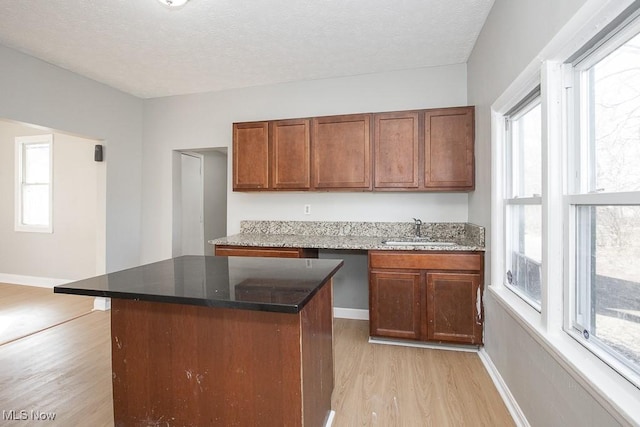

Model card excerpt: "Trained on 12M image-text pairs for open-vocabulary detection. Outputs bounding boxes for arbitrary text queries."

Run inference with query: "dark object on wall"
[94,144,103,162]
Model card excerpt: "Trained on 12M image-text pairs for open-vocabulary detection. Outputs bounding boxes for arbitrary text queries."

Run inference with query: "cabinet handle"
[476,286,482,323]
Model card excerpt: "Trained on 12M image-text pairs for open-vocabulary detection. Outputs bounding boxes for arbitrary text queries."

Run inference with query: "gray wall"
[0,44,143,273]
[0,121,99,280]
[140,64,470,264]
[203,149,227,250]
[467,0,621,425]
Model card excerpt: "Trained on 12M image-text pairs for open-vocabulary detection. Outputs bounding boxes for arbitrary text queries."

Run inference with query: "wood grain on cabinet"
[233,122,269,190]
[368,250,484,345]
[111,280,334,426]
[424,107,475,190]
[312,114,371,189]
[214,245,319,258]
[232,106,475,192]
[369,251,482,271]
[271,119,311,189]
[373,111,420,189]
[369,270,421,340]
[426,272,483,344]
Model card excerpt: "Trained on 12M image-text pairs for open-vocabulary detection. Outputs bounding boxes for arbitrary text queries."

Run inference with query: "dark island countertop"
[54,255,343,314]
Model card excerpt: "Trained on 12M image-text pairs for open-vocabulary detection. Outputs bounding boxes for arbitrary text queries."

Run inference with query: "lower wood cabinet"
[426,272,482,344]
[214,245,319,258]
[369,251,483,345]
[369,271,421,340]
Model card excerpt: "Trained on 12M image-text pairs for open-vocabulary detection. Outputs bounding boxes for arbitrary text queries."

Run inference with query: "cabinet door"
[373,112,419,189]
[424,107,474,190]
[426,272,482,344]
[271,119,311,189]
[312,114,371,189]
[233,122,269,190]
[369,270,421,340]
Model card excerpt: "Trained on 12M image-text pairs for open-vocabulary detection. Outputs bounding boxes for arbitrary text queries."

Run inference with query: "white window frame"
[490,1,640,423]
[563,13,640,386]
[503,92,543,311]
[15,134,53,233]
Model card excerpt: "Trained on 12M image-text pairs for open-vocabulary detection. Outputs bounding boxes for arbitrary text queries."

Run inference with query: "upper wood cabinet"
[233,122,269,190]
[312,114,371,189]
[233,119,310,191]
[232,106,474,192]
[271,119,311,190]
[424,107,475,190]
[373,111,419,189]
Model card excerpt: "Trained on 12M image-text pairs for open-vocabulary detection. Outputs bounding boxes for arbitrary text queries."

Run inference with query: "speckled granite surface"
[210,221,485,252]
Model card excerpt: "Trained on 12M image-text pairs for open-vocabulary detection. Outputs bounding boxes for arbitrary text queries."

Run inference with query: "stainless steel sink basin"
[381,239,456,246]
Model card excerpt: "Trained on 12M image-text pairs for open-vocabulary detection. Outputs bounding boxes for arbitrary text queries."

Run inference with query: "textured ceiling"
[0,0,494,99]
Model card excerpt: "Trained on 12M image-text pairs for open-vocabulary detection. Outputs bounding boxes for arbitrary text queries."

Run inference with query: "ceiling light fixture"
[157,0,189,8]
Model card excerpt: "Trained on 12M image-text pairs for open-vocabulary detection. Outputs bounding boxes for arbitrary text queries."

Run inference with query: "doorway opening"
[0,117,106,345]
[173,148,228,257]
[0,118,106,283]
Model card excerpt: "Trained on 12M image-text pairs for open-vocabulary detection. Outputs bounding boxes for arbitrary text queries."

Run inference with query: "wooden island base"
[110,281,334,427]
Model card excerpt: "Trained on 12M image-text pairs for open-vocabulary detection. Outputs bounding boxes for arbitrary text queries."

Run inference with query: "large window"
[15,134,53,233]
[493,1,640,419]
[504,93,542,309]
[568,20,640,379]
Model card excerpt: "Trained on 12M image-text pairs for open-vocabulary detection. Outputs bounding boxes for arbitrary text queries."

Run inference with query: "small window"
[504,92,542,309]
[569,18,640,379]
[15,135,53,233]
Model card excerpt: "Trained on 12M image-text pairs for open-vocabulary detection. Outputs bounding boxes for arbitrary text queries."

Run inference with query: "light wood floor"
[0,284,514,426]
[332,319,514,426]
[0,282,94,345]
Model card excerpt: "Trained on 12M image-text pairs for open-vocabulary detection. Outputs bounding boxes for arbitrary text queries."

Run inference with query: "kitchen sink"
[381,239,456,246]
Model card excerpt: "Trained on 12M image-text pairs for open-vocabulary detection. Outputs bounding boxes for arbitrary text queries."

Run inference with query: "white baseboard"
[478,348,530,427]
[0,273,110,312]
[333,308,369,320]
[0,273,71,288]
[369,337,479,353]
[93,297,111,311]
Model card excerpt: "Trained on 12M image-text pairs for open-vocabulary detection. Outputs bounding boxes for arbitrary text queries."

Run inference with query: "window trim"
[490,0,640,423]
[503,91,543,311]
[15,134,54,233]
[563,12,640,386]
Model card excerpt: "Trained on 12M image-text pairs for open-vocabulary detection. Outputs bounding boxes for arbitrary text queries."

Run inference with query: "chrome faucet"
[413,218,422,238]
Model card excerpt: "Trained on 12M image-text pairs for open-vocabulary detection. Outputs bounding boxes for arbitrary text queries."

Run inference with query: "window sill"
[14,224,53,233]
[488,284,640,426]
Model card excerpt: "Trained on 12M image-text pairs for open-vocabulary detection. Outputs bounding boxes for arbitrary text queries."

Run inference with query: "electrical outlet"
[304,204,311,215]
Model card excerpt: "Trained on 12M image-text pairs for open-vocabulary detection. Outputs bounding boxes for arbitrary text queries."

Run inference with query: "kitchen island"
[54,255,343,427]
[210,221,486,347]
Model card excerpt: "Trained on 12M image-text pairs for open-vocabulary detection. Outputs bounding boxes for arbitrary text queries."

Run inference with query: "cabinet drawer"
[369,251,482,271]
[215,245,318,258]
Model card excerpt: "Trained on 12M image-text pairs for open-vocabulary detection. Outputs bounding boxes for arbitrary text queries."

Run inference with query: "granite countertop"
[54,255,343,314]
[210,221,485,252]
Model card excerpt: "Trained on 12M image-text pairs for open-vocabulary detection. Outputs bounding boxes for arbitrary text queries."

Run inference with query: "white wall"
[0,45,144,273]
[467,0,623,425]
[0,121,99,280]
[141,65,469,263]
